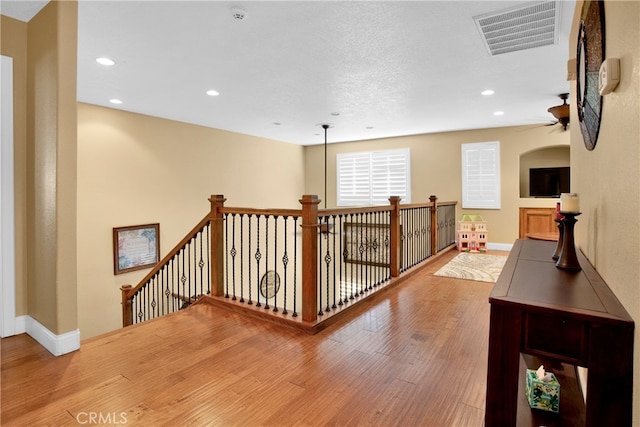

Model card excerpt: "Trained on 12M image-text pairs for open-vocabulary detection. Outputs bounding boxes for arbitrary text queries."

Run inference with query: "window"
[337,148,411,206]
[461,141,501,209]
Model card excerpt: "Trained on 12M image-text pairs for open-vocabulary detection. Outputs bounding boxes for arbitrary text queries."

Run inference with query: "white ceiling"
[3,0,575,146]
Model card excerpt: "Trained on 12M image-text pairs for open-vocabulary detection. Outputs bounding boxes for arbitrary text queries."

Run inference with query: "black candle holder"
[552,218,564,260]
[555,212,581,272]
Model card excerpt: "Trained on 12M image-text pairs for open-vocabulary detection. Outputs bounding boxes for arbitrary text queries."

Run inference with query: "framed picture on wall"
[113,223,160,275]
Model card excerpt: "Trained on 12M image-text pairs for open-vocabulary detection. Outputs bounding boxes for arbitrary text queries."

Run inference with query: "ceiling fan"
[547,93,570,131]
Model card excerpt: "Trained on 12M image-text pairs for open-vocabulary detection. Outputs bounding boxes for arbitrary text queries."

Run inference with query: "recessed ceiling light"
[206,90,220,97]
[96,57,115,66]
[273,122,281,126]
[481,89,495,96]
[366,126,374,129]
[493,111,504,116]
[109,99,123,105]
[331,112,340,116]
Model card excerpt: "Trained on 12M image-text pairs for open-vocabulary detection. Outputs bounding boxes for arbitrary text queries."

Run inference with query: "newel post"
[429,195,438,255]
[210,194,227,297]
[120,284,133,327]
[300,195,320,322]
[389,196,401,278]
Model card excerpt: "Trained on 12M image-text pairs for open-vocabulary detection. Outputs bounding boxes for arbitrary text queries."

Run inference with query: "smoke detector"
[231,7,246,20]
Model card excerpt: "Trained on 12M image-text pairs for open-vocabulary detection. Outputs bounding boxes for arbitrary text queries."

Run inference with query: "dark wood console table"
[485,239,634,426]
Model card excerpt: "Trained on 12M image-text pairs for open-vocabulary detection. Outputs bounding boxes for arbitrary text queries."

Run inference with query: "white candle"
[560,193,580,213]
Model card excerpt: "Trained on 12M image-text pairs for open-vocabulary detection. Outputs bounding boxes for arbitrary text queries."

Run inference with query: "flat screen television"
[529,167,570,197]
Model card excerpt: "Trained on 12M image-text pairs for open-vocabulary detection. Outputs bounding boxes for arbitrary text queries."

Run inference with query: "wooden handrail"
[220,207,302,217]
[319,205,393,216]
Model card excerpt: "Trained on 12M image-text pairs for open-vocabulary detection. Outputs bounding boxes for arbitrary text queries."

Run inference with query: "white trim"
[25,316,80,356]
[487,242,513,252]
[14,315,26,334]
[1,55,17,338]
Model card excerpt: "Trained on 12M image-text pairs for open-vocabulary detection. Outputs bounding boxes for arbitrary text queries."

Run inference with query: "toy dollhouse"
[456,214,488,252]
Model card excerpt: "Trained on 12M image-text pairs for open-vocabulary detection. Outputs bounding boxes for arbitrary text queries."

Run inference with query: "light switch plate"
[599,58,620,95]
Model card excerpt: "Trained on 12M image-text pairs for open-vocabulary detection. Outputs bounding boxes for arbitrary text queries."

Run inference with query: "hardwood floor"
[1,250,503,426]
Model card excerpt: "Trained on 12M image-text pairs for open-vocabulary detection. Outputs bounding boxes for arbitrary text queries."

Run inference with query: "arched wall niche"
[520,146,570,198]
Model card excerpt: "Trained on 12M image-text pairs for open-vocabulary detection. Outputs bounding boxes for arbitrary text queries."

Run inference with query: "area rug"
[434,252,508,283]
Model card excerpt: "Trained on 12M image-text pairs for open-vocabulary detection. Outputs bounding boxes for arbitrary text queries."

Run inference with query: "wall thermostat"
[599,58,620,95]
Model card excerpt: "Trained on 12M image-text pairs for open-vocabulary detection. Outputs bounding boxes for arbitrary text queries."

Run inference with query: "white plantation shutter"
[371,149,410,205]
[337,149,411,206]
[337,153,371,206]
[461,141,501,209]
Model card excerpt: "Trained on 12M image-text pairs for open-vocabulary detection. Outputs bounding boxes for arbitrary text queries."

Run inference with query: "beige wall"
[570,1,640,424]
[1,15,28,317]
[77,103,305,339]
[3,1,79,335]
[304,125,569,245]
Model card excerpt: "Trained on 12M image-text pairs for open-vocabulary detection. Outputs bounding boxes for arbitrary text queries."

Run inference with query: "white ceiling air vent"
[474,1,561,56]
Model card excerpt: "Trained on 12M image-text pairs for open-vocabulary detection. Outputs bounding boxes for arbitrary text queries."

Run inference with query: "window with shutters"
[337,148,411,206]
[461,141,501,209]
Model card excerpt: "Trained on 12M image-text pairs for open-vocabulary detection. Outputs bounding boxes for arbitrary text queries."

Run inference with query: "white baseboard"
[19,316,80,356]
[488,242,513,252]
[14,315,26,334]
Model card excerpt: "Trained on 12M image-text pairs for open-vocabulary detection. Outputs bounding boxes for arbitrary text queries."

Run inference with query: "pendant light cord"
[322,124,329,209]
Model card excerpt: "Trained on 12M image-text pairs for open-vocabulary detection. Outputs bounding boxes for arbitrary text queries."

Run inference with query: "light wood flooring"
[1,250,503,426]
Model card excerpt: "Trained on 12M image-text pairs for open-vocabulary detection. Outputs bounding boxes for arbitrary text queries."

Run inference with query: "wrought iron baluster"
[292,216,298,317]
[419,207,424,263]
[282,216,289,315]
[338,215,344,305]
[192,235,197,300]
[255,215,262,308]
[363,213,369,291]
[171,257,176,312]
[375,211,381,287]
[366,212,372,290]
[358,212,364,295]
[272,215,279,313]
[331,215,337,309]
[407,208,412,268]
[224,213,230,298]
[160,265,171,315]
[410,209,416,268]
[248,214,253,305]
[206,223,211,294]
[324,216,331,313]
[318,215,323,316]
[427,206,432,257]
[403,209,409,271]
[240,214,245,303]
[143,285,148,322]
[187,242,192,304]
[180,248,186,308]
[231,213,237,301]
[264,215,270,310]
[135,291,141,324]
[199,227,204,298]
[349,213,355,300]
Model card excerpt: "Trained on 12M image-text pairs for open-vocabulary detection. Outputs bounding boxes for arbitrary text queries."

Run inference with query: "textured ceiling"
[3,1,575,145]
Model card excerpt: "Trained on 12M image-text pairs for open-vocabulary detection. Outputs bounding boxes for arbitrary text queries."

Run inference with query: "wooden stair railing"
[119,196,228,326]
[121,194,457,329]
